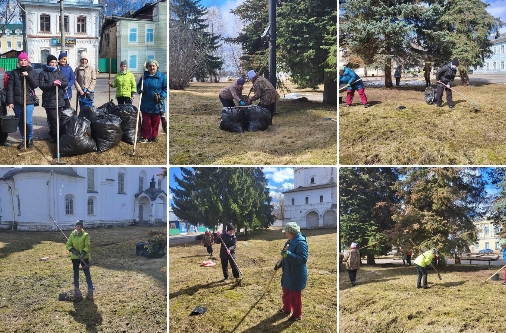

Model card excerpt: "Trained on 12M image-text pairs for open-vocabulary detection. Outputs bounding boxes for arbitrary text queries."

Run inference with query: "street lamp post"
[60,0,65,54]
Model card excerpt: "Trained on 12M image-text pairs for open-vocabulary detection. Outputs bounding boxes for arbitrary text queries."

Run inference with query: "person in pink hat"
[6,51,39,149]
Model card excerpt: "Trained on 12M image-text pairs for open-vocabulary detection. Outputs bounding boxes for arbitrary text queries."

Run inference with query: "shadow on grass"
[69,297,103,332]
[169,280,225,299]
[238,311,295,333]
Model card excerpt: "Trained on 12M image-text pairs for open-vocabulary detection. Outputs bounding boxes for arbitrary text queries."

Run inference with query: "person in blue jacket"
[339,66,369,108]
[137,59,167,143]
[275,222,308,321]
[58,52,75,110]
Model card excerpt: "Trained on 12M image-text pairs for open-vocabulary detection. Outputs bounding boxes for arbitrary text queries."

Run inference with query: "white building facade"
[283,167,337,229]
[471,220,501,253]
[0,167,167,231]
[19,0,103,66]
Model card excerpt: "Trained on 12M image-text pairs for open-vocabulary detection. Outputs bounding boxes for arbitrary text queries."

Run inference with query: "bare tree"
[0,0,21,39]
[272,186,286,220]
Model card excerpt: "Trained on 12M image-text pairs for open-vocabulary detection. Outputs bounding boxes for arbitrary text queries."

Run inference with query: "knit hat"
[247,70,256,80]
[339,66,344,72]
[237,78,245,85]
[58,52,67,60]
[226,223,235,231]
[18,51,29,61]
[80,51,88,60]
[452,57,459,66]
[47,54,58,65]
[146,59,159,68]
[282,222,300,235]
[120,60,127,67]
[350,242,358,248]
[75,219,84,227]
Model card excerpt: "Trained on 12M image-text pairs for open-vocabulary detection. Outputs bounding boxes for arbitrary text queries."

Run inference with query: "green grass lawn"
[339,83,506,164]
[169,228,337,333]
[0,226,166,332]
[169,82,337,165]
[339,263,506,332]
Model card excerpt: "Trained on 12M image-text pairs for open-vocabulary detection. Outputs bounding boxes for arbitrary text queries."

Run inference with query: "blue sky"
[486,0,506,34]
[168,167,294,206]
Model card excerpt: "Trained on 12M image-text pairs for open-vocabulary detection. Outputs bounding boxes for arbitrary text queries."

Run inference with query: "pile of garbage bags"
[219,105,271,133]
[58,102,139,156]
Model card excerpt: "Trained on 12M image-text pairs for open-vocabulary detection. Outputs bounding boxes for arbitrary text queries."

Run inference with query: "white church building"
[283,167,337,229]
[0,167,167,231]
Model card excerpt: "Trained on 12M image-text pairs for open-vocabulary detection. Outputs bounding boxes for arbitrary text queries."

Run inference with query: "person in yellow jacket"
[108,60,136,104]
[65,220,94,298]
[414,248,436,289]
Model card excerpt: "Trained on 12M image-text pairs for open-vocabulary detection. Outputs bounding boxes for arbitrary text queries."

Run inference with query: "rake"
[437,81,479,110]
[409,239,442,281]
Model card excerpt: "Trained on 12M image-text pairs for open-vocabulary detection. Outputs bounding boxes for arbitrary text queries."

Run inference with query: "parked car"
[387,250,398,255]
[30,62,44,74]
[479,248,494,254]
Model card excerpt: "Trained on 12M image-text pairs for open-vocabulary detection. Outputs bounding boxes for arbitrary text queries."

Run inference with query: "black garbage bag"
[97,100,116,114]
[79,105,105,122]
[219,107,247,133]
[60,108,76,135]
[91,114,123,153]
[109,104,138,145]
[246,105,271,131]
[424,86,435,105]
[59,115,97,156]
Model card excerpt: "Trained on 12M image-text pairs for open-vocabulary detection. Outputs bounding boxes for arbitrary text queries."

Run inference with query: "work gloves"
[247,99,252,105]
[239,100,246,106]
[70,248,79,256]
[281,250,289,258]
[154,92,163,104]
[274,262,282,271]
[53,80,61,86]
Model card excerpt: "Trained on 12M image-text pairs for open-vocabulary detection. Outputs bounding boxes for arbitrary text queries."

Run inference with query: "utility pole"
[60,0,65,54]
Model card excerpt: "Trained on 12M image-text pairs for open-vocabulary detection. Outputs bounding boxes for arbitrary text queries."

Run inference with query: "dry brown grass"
[0,133,167,165]
[0,226,166,332]
[169,82,337,165]
[339,83,506,165]
[339,263,506,333]
[169,228,337,333]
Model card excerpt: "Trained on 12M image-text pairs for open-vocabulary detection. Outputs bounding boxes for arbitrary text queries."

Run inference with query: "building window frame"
[58,15,69,33]
[65,195,74,215]
[77,16,87,33]
[40,14,51,32]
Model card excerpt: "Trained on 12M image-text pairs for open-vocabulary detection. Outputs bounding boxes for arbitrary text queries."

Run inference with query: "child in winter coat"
[109,60,136,105]
[339,66,369,108]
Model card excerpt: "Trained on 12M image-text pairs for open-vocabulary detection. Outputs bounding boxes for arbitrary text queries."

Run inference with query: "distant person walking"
[202,229,214,256]
[109,60,136,105]
[342,242,361,286]
[436,57,459,109]
[219,78,246,107]
[394,66,402,86]
[74,51,96,102]
[339,66,369,108]
[58,52,75,109]
[405,248,413,266]
[414,248,436,289]
[7,52,39,149]
[246,70,280,124]
[423,62,431,87]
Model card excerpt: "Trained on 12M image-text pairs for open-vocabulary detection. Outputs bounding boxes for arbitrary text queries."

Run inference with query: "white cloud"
[217,0,246,38]
[264,167,294,184]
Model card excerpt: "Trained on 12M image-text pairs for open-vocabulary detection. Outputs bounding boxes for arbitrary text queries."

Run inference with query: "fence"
[0,58,18,71]
[98,58,117,74]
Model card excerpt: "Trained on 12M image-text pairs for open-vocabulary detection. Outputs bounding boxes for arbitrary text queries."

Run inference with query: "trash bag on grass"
[109,104,138,145]
[424,86,435,105]
[246,105,270,131]
[79,105,105,122]
[219,107,247,133]
[91,114,123,153]
[59,115,97,156]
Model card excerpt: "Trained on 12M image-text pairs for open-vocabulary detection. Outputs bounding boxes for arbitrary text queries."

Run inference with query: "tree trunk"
[366,253,376,265]
[384,62,393,88]
[459,68,470,86]
[323,76,337,104]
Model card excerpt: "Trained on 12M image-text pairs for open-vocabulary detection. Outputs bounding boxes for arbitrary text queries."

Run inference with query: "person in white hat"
[342,242,360,287]
[246,70,280,125]
[74,51,96,102]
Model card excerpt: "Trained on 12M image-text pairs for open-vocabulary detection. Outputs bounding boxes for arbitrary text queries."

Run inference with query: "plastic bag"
[96,100,116,114]
[424,86,435,105]
[79,105,105,122]
[90,114,123,153]
[109,104,139,145]
[59,115,97,156]
[246,105,270,131]
[219,107,247,133]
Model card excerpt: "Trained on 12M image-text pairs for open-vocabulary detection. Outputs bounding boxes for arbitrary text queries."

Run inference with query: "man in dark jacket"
[436,57,459,109]
[58,52,75,110]
[39,54,68,143]
[7,52,39,149]
[217,223,240,282]
[276,222,308,321]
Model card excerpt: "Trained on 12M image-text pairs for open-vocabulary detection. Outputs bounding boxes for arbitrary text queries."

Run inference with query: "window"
[59,15,69,32]
[139,176,144,192]
[129,54,137,70]
[305,197,308,204]
[65,195,74,215]
[502,45,505,54]
[146,28,154,43]
[87,168,95,191]
[475,243,480,250]
[496,242,500,250]
[77,16,86,33]
[502,62,505,71]
[40,14,50,32]
[485,226,489,235]
[495,226,500,234]
[17,195,21,216]
[118,172,125,193]
[7,41,11,49]
[310,177,315,184]
[485,242,489,249]
[40,49,50,63]
[87,197,94,215]
[129,27,137,42]
[291,198,294,205]
[493,62,497,70]
[157,179,161,189]
[16,41,21,49]
[320,195,323,203]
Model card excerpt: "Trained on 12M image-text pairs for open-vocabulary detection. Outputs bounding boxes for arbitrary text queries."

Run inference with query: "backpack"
[424,86,435,105]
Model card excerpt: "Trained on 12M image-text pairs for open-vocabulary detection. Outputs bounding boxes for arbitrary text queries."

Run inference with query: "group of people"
[201,221,308,321]
[338,57,460,109]
[0,51,166,149]
[218,70,280,125]
[341,242,439,289]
